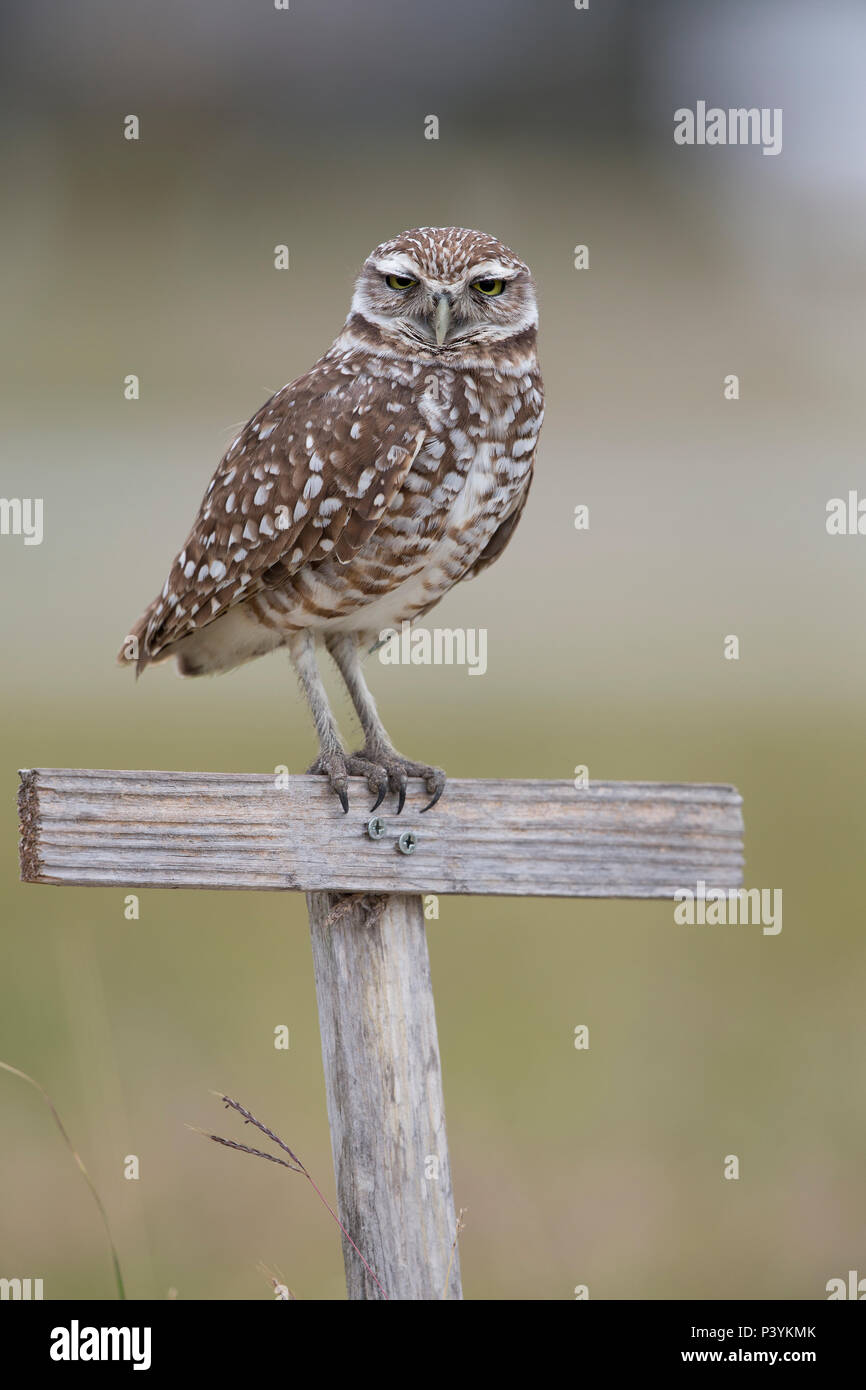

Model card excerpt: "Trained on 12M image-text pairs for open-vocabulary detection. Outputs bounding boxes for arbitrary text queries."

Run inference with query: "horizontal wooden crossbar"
[18,769,744,898]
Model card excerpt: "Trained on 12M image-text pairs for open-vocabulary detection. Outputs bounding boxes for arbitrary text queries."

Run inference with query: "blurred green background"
[1,0,864,1299]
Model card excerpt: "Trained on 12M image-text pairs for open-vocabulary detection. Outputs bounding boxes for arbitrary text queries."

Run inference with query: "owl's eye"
[472,277,505,296]
[385,273,417,290]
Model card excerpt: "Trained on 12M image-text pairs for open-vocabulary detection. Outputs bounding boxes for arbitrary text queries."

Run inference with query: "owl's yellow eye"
[472,277,505,296]
[386,273,417,290]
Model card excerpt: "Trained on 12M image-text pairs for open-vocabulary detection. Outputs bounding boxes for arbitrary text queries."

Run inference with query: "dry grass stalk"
[0,1058,126,1300]
[190,1091,389,1299]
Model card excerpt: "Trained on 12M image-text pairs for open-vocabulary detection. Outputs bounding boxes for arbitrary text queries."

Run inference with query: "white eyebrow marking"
[370,255,423,279]
[467,261,520,280]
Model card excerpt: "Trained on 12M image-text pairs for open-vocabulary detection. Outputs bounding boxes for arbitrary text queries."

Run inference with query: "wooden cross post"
[18,769,744,1301]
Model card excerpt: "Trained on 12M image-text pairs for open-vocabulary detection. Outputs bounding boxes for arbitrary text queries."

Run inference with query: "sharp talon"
[396,784,406,815]
[420,785,444,813]
[337,787,349,814]
[369,786,386,813]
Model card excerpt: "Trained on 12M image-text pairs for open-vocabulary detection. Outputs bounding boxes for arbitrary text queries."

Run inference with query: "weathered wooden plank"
[307,891,461,1300]
[18,769,744,897]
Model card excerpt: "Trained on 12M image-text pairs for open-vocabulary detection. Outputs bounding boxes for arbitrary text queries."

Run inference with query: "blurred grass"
[2,689,864,1299]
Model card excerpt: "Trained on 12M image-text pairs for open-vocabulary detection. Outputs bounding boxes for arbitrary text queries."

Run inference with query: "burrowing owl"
[121,227,544,812]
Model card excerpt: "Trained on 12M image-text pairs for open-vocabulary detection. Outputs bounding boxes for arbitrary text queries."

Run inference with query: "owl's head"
[349,226,538,356]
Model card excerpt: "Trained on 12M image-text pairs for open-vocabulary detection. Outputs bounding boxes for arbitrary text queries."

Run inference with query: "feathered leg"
[325,631,445,814]
[288,630,351,812]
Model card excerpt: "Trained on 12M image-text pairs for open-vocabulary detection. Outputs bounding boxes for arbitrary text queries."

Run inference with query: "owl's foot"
[352,746,446,815]
[307,751,352,813]
[308,748,445,814]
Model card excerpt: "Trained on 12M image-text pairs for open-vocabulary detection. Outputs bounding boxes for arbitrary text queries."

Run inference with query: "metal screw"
[397,830,418,855]
[367,816,387,840]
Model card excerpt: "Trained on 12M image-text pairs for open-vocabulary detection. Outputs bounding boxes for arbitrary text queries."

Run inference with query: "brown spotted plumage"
[121,227,544,812]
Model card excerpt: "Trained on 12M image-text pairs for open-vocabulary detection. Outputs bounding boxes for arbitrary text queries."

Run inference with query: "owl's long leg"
[325,632,446,814]
[287,630,352,813]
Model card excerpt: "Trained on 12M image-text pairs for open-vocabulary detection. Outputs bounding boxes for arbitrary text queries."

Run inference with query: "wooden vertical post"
[306,891,461,1300]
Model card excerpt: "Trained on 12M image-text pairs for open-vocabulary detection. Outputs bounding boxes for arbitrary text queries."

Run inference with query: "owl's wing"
[462,464,534,581]
[126,360,426,670]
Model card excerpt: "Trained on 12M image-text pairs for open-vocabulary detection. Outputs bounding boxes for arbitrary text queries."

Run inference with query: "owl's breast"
[245,365,543,636]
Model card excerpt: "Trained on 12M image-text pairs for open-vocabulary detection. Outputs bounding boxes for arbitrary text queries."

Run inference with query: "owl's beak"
[433,294,451,346]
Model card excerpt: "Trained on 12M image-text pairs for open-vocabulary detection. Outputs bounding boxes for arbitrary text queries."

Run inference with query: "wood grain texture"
[307,891,461,1300]
[18,769,744,897]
